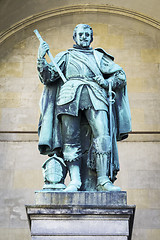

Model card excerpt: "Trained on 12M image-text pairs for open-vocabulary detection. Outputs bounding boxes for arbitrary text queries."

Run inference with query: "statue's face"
[75,26,92,48]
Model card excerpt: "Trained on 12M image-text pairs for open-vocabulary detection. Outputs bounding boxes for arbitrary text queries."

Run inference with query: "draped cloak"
[37,48,131,179]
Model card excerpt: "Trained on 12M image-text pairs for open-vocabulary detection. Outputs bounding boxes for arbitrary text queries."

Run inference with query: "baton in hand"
[34,29,67,83]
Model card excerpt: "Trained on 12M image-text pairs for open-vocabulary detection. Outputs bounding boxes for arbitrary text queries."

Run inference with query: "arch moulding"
[0,4,160,44]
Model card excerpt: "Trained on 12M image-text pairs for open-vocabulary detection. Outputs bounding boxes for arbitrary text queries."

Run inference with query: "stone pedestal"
[26,191,135,240]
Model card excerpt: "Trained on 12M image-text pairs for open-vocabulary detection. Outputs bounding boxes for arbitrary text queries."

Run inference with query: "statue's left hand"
[117,70,126,81]
[94,76,109,89]
[112,70,126,89]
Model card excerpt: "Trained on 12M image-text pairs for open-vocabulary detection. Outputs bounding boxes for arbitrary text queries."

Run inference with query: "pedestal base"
[26,192,135,240]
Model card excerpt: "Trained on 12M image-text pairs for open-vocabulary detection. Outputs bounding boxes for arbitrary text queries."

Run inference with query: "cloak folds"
[38,82,62,155]
[38,48,132,176]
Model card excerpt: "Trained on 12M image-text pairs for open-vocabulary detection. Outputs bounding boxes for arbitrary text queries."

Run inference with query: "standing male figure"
[37,24,131,192]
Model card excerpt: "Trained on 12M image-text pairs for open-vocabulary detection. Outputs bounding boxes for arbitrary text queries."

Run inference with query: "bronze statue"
[36,24,131,192]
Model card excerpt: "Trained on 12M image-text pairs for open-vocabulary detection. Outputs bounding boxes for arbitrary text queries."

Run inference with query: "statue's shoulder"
[94,48,114,61]
[55,50,68,59]
[49,50,68,65]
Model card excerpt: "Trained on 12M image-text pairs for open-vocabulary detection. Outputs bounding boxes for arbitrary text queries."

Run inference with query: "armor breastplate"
[65,50,102,80]
[57,49,108,107]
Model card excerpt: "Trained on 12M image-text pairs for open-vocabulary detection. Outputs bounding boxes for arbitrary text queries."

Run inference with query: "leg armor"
[61,114,82,191]
[85,108,121,191]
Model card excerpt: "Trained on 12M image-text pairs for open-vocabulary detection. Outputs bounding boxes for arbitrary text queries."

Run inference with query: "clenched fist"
[38,41,49,59]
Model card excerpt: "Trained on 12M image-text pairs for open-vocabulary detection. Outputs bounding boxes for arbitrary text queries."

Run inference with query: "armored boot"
[96,153,121,191]
[64,160,82,192]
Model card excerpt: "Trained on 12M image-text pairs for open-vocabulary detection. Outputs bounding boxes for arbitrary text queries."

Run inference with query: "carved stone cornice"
[0,4,160,44]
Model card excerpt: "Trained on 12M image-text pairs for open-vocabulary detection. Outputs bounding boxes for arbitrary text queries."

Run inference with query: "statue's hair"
[73,24,93,43]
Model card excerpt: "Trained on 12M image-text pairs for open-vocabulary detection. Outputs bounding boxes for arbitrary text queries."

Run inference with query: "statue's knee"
[63,143,82,162]
[93,136,111,154]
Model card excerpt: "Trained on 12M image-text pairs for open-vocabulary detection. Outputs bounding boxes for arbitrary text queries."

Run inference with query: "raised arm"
[37,42,66,85]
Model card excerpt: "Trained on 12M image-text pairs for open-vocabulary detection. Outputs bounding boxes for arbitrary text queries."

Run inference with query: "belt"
[68,76,94,81]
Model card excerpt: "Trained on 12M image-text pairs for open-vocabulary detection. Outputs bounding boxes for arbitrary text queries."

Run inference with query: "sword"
[34,29,67,83]
[108,77,116,182]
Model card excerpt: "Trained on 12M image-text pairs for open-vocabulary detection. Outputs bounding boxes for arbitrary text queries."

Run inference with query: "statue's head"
[73,24,93,48]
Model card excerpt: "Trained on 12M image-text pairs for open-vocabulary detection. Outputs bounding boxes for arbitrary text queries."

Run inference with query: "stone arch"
[0,4,160,44]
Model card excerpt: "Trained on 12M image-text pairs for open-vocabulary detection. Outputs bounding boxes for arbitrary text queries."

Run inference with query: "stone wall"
[0,1,160,240]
